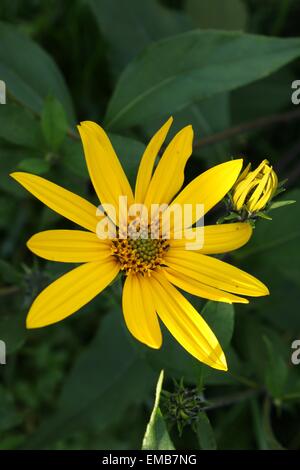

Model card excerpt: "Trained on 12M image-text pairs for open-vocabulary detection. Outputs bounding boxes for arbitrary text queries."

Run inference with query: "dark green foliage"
[0,0,300,450]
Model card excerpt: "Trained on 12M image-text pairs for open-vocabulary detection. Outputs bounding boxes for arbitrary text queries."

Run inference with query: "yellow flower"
[232,159,278,213]
[10,118,269,371]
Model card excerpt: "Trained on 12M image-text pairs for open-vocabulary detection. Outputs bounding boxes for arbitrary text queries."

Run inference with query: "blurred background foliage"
[0,0,300,450]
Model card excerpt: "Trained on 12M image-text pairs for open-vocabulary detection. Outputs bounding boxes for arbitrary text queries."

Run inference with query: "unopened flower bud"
[232,160,278,213]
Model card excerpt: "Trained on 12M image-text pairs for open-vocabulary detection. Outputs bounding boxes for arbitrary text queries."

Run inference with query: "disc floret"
[112,224,169,275]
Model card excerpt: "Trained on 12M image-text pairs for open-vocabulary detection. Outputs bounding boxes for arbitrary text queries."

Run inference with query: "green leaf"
[0,145,45,197]
[0,104,43,148]
[61,132,145,187]
[109,133,145,187]
[232,68,294,123]
[217,212,241,224]
[88,0,191,78]
[268,199,296,210]
[0,21,75,122]
[154,92,230,165]
[262,402,285,450]
[145,325,200,385]
[186,0,247,31]
[22,308,156,449]
[235,189,300,279]
[104,30,300,130]
[145,301,234,385]
[196,411,217,450]
[255,211,272,220]
[41,97,69,151]
[90,0,230,164]
[200,301,235,384]
[18,158,50,175]
[251,398,285,450]
[142,370,175,450]
[201,301,235,349]
[263,336,288,401]
[232,189,299,331]
[61,139,88,178]
[235,314,291,390]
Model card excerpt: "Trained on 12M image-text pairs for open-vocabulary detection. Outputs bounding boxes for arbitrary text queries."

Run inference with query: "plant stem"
[193,108,300,149]
[203,388,261,411]
[0,285,20,296]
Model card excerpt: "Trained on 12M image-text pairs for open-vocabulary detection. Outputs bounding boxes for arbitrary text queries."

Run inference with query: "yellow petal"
[163,268,248,304]
[122,274,162,349]
[10,172,98,232]
[170,222,252,254]
[235,162,251,184]
[78,121,134,224]
[270,168,278,195]
[26,259,119,328]
[248,166,272,212]
[149,271,227,370]
[163,159,243,231]
[232,160,268,209]
[164,249,269,297]
[233,178,257,210]
[27,230,112,263]
[135,117,173,204]
[144,125,193,210]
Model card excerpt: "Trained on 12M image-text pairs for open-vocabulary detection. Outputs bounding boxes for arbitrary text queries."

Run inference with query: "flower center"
[111,227,169,275]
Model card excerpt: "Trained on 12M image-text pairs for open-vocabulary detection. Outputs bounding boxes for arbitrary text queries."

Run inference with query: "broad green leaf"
[231,68,294,123]
[0,21,75,122]
[142,92,230,164]
[0,145,47,197]
[109,133,145,187]
[145,300,234,385]
[0,104,43,148]
[22,308,156,449]
[145,325,200,384]
[216,401,253,449]
[189,93,231,165]
[18,158,50,175]
[196,411,217,450]
[251,398,284,450]
[262,399,285,450]
[186,0,247,31]
[142,370,175,450]
[250,398,268,450]
[204,346,245,386]
[235,314,291,389]
[200,301,235,384]
[263,336,288,400]
[41,97,69,151]
[234,266,300,331]
[104,30,300,131]
[234,315,268,382]
[88,0,191,78]
[62,132,145,187]
[201,301,235,349]
[235,189,300,280]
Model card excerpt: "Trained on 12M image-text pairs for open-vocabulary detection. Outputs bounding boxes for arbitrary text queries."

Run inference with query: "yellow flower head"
[232,159,278,213]
[10,118,269,372]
